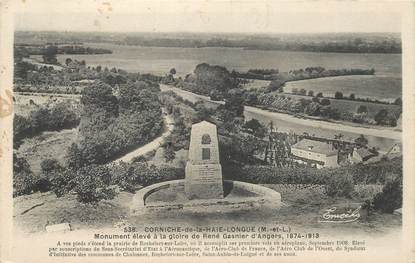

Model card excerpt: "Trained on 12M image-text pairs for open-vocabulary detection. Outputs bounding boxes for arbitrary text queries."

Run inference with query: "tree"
[394,97,402,106]
[164,145,176,162]
[320,98,331,106]
[65,58,73,66]
[74,164,116,204]
[13,154,38,197]
[194,103,212,122]
[66,143,86,169]
[267,79,285,92]
[349,93,356,100]
[224,88,245,117]
[311,97,320,103]
[299,89,307,95]
[244,118,267,138]
[374,109,388,125]
[372,177,402,213]
[355,134,368,147]
[81,81,119,119]
[40,158,64,193]
[170,68,177,75]
[193,63,237,96]
[357,105,368,114]
[307,90,314,97]
[334,91,343,99]
[42,45,58,64]
[305,102,320,116]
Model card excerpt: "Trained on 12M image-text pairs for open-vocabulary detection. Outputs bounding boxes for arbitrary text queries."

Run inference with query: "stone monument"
[185,121,224,199]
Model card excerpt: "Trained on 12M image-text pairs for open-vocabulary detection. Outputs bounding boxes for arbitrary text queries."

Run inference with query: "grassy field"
[16,129,78,175]
[284,75,401,102]
[281,93,402,119]
[13,183,398,236]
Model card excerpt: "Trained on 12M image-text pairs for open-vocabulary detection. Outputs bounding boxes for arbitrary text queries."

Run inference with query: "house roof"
[292,139,338,156]
[355,147,374,159]
[387,143,402,154]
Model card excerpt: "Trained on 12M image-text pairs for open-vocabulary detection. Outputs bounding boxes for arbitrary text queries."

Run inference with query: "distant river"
[55,43,402,101]
[57,43,402,77]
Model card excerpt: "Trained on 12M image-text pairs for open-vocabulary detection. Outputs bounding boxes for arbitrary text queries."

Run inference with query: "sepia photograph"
[1,0,414,262]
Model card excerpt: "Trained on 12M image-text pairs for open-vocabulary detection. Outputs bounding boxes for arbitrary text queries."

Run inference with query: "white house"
[386,143,402,160]
[291,139,339,168]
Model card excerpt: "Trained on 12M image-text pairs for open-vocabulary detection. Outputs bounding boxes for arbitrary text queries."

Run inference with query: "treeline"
[232,66,375,81]
[290,88,401,106]
[121,36,401,54]
[14,102,80,147]
[14,60,162,92]
[14,44,112,57]
[256,93,400,126]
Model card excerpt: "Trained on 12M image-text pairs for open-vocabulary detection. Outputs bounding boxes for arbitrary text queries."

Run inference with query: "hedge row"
[223,157,402,185]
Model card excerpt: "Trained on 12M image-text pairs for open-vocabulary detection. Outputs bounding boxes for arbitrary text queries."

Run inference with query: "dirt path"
[112,111,175,164]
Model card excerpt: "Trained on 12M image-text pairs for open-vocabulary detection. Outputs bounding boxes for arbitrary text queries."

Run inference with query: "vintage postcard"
[1,0,414,262]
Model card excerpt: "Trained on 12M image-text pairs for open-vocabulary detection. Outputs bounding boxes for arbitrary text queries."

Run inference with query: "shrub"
[48,167,77,198]
[373,177,402,213]
[111,161,184,192]
[222,156,402,185]
[74,164,116,204]
[324,173,355,198]
[356,105,368,114]
[164,146,176,162]
[13,154,38,197]
[374,109,388,125]
[334,91,343,99]
[320,98,331,106]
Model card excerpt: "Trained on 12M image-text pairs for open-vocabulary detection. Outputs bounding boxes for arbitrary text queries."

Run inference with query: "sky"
[13,0,403,33]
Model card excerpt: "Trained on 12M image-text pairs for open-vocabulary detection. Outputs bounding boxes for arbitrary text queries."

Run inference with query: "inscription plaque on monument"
[185,121,224,199]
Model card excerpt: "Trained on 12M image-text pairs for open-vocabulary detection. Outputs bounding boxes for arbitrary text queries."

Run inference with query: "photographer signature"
[319,206,361,223]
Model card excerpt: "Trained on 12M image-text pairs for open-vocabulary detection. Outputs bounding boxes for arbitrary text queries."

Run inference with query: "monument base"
[129,180,282,215]
[185,163,224,199]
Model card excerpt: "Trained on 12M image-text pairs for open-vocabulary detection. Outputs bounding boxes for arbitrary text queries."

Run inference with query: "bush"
[74,164,116,204]
[356,105,368,114]
[222,156,402,185]
[48,167,77,198]
[320,98,331,106]
[373,177,402,213]
[325,173,355,198]
[334,91,343,99]
[14,103,80,146]
[13,154,38,197]
[110,161,184,192]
